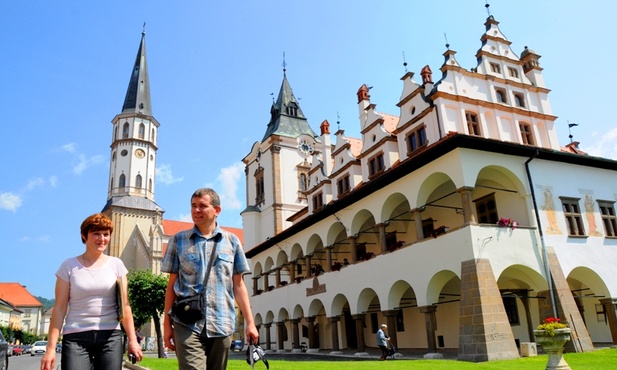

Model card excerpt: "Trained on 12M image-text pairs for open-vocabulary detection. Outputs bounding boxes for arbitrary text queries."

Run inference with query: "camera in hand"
[129,354,136,364]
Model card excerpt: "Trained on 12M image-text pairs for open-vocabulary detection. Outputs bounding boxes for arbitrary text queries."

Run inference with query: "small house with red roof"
[0,282,43,335]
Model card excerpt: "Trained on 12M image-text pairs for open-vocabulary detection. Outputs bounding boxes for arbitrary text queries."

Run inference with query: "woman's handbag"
[171,244,218,324]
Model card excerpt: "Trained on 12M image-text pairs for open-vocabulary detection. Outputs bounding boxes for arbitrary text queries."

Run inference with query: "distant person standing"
[41,213,143,370]
[376,324,390,361]
[162,187,258,370]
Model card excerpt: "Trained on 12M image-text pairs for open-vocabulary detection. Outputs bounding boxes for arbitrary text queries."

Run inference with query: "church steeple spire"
[261,70,317,141]
[122,30,152,116]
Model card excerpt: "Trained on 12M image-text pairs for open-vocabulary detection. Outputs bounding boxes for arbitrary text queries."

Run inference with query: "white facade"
[241,15,617,362]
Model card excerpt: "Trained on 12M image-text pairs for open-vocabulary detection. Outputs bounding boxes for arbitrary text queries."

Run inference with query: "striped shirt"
[161,224,250,337]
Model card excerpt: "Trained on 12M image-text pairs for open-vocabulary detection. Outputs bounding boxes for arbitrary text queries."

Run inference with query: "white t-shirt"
[56,256,128,335]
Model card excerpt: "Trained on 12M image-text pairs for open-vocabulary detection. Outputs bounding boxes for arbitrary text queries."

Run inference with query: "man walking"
[163,188,259,370]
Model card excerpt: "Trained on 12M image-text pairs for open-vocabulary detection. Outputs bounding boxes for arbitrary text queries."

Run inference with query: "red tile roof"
[0,283,42,307]
[161,220,244,246]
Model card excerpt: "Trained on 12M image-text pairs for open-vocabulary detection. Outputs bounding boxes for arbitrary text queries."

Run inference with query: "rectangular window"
[465,112,481,136]
[519,122,534,145]
[514,93,526,108]
[502,296,520,325]
[490,62,501,74]
[421,218,435,239]
[368,153,385,177]
[337,175,351,196]
[508,67,519,78]
[598,200,617,237]
[407,126,427,152]
[474,193,498,224]
[561,197,586,236]
[312,192,323,210]
[495,88,508,104]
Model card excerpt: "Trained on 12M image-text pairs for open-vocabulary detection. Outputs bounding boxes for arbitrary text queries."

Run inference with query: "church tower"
[242,69,319,252]
[103,30,165,274]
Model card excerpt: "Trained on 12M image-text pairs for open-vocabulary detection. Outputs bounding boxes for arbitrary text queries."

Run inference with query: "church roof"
[102,195,164,213]
[261,72,318,141]
[0,282,42,307]
[121,31,152,116]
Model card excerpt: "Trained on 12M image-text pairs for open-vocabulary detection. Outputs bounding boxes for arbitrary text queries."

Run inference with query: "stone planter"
[533,328,572,370]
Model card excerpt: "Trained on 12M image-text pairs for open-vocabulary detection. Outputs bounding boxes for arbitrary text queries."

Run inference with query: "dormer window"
[286,102,298,117]
[337,175,351,197]
[465,112,481,136]
[407,126,427,153]
[312,192,324,211]
[495,88,507,104]
[490,62,501,74]
[368,153,385,178]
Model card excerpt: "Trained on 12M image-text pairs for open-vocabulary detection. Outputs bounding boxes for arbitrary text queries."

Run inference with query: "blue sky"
[1,1,616,299]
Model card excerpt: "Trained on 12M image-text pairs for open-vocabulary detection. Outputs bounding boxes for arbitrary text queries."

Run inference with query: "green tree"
[127,269,168,358]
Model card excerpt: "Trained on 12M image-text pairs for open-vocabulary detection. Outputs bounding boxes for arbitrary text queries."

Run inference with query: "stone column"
[413,208,424,240]
[383,310,399,348]
[328,316,341,353]
[289,261,296,282]
[457,186,476,224]
[305,255,312,279]
[325,245,333,272]
[418,305,439,357]
[276,321,286,351]
[291,318,300,350]
[264,323,272,350]
[600,298,617,344]
[348,236,357,263]
[377,223,388,254]
[275,267,281,287]
[352,314,367,354]
[252,276,258,296]
[458,258,518,362]
[263,271,270,291]
[307,316,317,350]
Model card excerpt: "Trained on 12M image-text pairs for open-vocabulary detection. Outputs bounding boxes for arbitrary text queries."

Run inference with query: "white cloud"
[72,154,105,175]
[157,164,184,185]
[49,176,59,187]
[177,213,192,222]
[60,143,77,153]
[26,177,46,190]
[587,127,617,160]
[0,192,22,212]
[216,162,244,210]
[57,143,105,175]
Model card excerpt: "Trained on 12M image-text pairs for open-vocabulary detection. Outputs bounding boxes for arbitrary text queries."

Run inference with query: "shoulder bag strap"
[202,239,218,290]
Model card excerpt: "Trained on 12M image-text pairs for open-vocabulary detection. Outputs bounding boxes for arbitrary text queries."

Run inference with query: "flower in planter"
[497,217,518,229]
[536,317,568,336]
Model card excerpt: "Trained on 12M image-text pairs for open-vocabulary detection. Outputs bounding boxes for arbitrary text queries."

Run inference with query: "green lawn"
[135,348,617,370]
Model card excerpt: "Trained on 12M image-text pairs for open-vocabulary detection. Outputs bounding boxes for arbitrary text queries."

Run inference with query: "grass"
[134,348,617,370]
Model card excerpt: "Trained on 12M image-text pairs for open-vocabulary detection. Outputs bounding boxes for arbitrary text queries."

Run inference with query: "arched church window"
[138,123,145,139]
[123,122,130,139]
[136,174,143,188]
[119,174,126,188]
